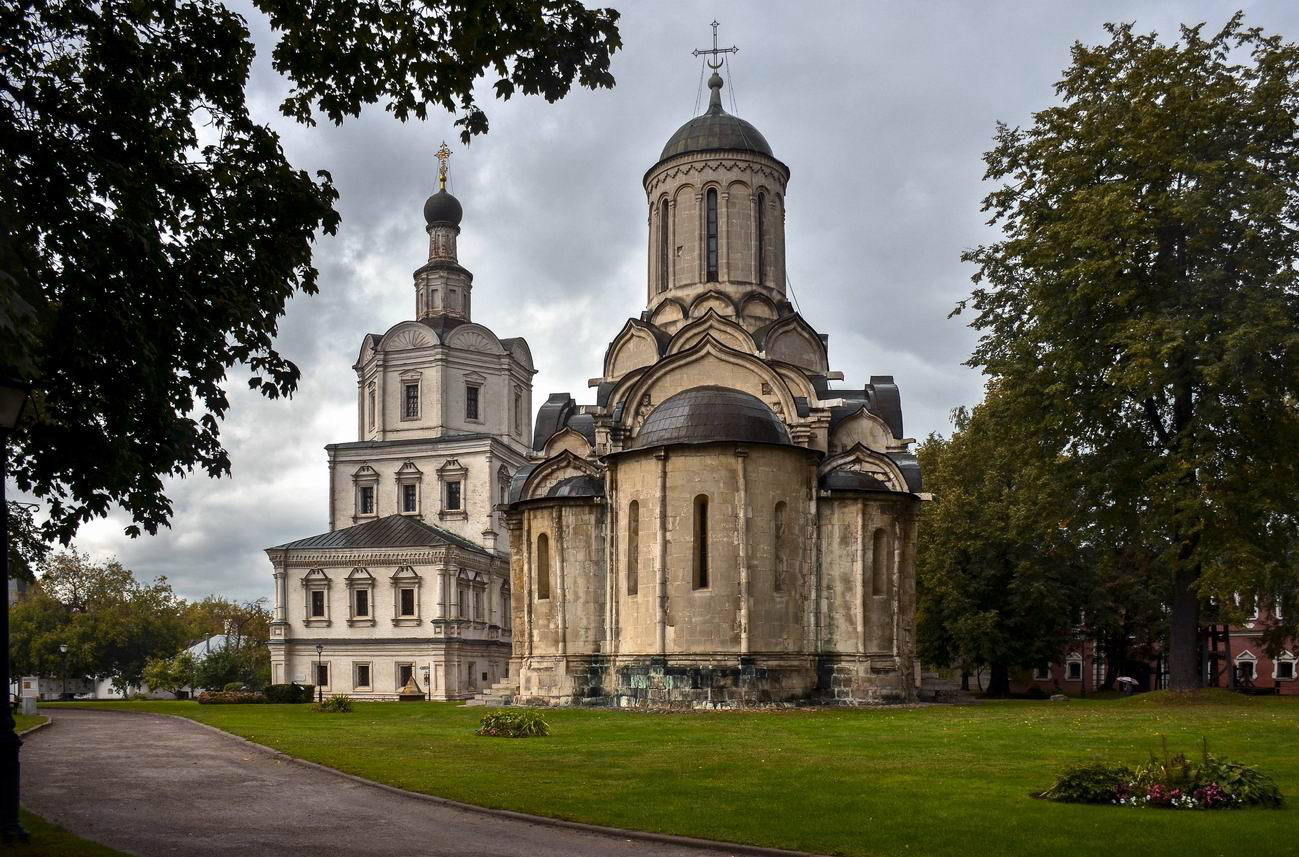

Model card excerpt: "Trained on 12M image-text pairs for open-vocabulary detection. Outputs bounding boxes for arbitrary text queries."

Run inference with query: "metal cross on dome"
[435,141,452,191]
[692,20,738,69]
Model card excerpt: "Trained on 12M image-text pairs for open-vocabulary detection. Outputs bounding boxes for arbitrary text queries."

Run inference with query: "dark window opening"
[693,495,709,589]
[871,528,890,596]
[398,664,413,688]
[403,383,419,418]
[402,483,417,513]
[756,192,766,285]
[399,587,416,617]
[310,589,326,618]
[773,501,786,592]
[355,664,370,688]
[1278,661,1296,680]
[359,486,374,515]
[705,189,719,282]
[465,385,480,420]
[354,589,369,617]
[536,533,551,600]
[446,480,462,511]
[315,663,329,687]
[627,500,640,596]
[659,199,670,293]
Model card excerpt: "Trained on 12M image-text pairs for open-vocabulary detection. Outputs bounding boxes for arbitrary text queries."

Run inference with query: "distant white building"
[265,151,531,700]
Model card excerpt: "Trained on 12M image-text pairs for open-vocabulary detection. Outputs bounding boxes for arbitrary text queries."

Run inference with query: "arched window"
[626,500,640,596]
[871,527,890,596]
[705,188,719,282]
[756,192,766,286]
[658,199,670,293]
[693,494,710,589]
[498,467,510,507]
[773,501,786,592]
[536,533,550,600]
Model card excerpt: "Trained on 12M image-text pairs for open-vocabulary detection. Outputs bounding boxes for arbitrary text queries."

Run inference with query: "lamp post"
[59,644,68,700]
[0,377,32,843]
[314,644,323,705]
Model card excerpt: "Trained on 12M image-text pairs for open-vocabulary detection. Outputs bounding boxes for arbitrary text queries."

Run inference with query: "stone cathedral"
[504,52,924,706]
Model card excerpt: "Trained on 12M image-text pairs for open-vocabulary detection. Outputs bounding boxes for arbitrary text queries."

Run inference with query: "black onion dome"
[633,386,790,449]
[423,189,463,226]
[659,72,773,161]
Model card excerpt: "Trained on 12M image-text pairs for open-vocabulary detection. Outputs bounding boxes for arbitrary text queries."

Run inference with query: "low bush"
[475,709,549,738]
[265,683,315,704]
[1043,739,1283,809]
[316,694,353,713]
[1041,763,1132,804]
[196,690,266,705]
[223,682,245,692]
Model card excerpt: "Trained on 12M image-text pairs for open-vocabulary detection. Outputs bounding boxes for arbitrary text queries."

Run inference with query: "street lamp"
[59,644,68,700]
[315,644,323,705]
[0,377,32,843]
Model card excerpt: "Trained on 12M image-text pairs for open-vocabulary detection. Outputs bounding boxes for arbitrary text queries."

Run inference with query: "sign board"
[20,677,39,699]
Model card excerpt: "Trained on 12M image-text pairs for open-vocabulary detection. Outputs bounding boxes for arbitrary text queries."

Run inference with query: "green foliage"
[315,694,353,713]
[6,500,50,583]
[222,681,245,692]
[10,550,189,692]
[1042,763,1133,804]
[141,650,197,697]
[265,683,315,704]
[196,690,266,704]
[957,13,1299,689]
[2,0,621,545]
[475,709,549,738]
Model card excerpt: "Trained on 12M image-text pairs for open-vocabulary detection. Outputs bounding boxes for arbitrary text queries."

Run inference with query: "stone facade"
[267,168,533,700]
[505,68,925,707]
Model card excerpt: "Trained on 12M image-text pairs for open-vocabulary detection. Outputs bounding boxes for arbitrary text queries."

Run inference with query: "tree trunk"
[1168,566,1202,692]
[986,663,1011,697]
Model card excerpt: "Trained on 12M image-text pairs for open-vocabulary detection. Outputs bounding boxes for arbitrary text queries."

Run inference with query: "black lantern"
[315,644,324,705]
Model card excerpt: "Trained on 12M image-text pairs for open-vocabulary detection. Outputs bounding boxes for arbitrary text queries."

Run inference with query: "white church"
[265,146,535,699]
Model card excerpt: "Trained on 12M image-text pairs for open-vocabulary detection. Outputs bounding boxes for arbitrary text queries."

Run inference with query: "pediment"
[668,310,757,356]
[543,426,594,459]
[819,444,909,492]
[446,324,505,354]
[519,450,603,502]
[761,315,828,373]
[829,408,895,455]
[604,319,665,380]
[381,322,436,352]
[390,565,421,581]
[688,289,738,319]
[346,567,375,582]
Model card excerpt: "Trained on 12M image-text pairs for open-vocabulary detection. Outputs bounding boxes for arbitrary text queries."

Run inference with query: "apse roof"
[632,386,791,450]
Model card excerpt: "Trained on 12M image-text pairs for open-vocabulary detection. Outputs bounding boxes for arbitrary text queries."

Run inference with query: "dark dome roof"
[659,72,773,162]
[546,475,604,499]
[633,387,790,449]
[820,470,892,493]
[423,189,463,226]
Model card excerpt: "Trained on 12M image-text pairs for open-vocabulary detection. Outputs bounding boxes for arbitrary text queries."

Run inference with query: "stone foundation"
[514,653,914,708]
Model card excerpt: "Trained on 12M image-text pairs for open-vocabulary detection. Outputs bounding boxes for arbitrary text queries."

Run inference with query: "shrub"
[196,691,266,705]
[223,681,245,692]
[475,709,549,738]
[316,694,353,713]
[265,683,315,704]
[1042,763,1132,804]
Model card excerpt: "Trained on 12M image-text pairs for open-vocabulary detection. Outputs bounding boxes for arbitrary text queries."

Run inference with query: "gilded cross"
[692,20,738,70]
[435,141,452,191]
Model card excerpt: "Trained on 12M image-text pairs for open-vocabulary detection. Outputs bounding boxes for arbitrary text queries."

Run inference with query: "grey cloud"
[47,0,1299,601]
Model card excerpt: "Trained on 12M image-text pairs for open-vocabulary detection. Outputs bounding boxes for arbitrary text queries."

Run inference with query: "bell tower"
[415,142,473,321]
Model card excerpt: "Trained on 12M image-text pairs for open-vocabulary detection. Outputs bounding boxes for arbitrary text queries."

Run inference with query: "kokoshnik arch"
[505,30,926,706]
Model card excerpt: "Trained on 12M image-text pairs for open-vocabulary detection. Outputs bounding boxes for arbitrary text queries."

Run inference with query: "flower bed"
[475,709,549,738]
[196,690,267,705]
[1042,739,1282,809]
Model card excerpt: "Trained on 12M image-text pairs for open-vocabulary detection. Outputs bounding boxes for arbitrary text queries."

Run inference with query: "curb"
[46,707,823,857]
[17,717,52,738]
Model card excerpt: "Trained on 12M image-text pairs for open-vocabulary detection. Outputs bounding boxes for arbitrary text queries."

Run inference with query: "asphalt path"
[21,708,795,857]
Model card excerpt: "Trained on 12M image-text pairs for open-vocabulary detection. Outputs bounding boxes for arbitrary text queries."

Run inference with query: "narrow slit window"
[705,189,719,282]
[626,500,640,596]
[756,192,766,285]
[367,387,376,429]
[693,494,710,589]
[871,528,890,596]
[536,533,551,600]
[659,199,670,292]
[316,662,329,687]
[773,501,786,592]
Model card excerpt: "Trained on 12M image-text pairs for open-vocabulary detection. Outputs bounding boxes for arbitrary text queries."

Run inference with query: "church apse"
[504,24,923,708]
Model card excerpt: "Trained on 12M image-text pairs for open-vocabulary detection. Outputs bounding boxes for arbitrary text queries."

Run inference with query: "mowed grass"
[0,811,128,857]
[45,693,1299,857]
[14,714,47,734]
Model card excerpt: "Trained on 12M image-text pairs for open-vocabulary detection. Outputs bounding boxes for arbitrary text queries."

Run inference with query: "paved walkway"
[21,709,778,857]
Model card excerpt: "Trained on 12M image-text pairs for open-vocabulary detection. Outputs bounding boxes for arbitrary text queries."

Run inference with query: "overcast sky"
[41,1,1299,602]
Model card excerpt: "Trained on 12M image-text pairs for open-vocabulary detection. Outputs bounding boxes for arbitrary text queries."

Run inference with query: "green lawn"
[44,693,1299,857]
[0,811,128,857]
[14,715,46,734]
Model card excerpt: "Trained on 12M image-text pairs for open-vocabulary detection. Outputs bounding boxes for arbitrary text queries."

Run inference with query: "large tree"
[960,14,1299,691]
[0,0,620,544]
[916,384,1086,696]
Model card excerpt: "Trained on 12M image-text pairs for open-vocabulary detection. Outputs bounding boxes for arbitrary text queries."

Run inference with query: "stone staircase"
[462,677,519,707]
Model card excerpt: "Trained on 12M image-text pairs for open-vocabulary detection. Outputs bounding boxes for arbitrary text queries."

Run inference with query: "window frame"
[401,380,420,420]
[626,500,640,597]
[1065,654,1083,682]
[756,191,766,286]
[536,532,551,600]
[658,198,670,292]
[315,661,330,689]
[398,586,417,618]
[353,662,372,691]
[465,383,481,422]
[705,188,719,282]
[1274,652,1296,681]
[692,494,710,590]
